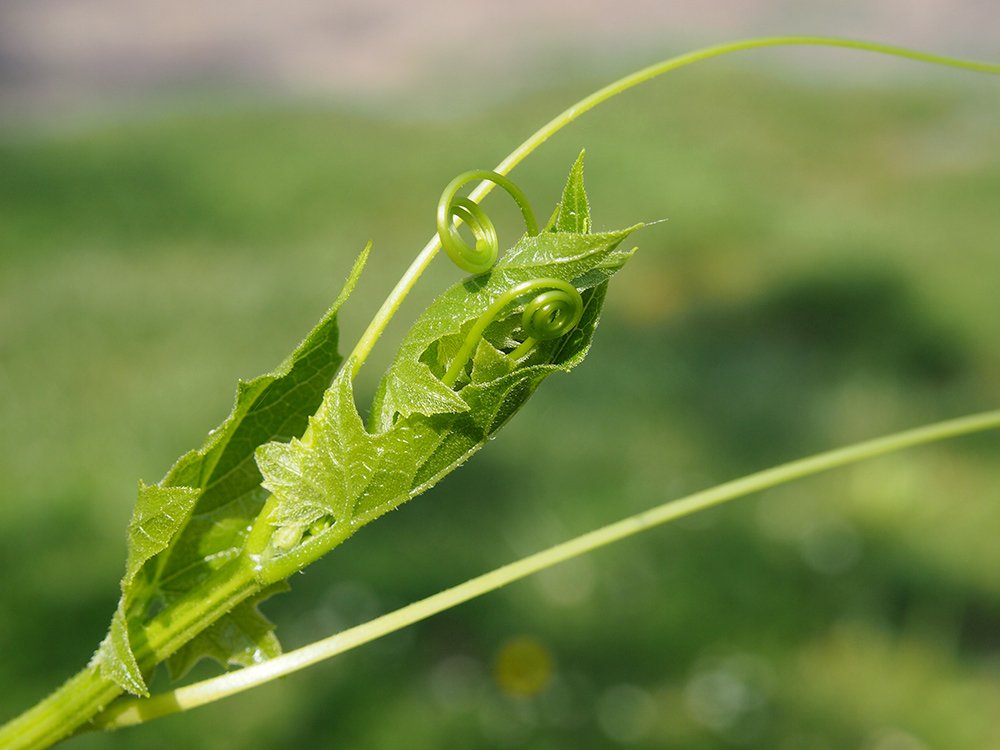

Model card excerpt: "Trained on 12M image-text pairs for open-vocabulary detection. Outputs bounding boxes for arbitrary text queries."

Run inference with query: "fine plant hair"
[1,36,998,750]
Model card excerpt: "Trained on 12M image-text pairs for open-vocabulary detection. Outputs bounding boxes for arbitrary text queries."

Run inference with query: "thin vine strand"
[345,36,1000,378]
[96,408,1000,728]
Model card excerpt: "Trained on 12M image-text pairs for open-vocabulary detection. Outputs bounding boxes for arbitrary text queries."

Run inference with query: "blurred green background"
[1,7,999,748]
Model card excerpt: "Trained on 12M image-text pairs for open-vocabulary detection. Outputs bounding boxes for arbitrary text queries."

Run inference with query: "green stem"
[97,408,1000,728]
[0,559,260,750]
[136,560,260,665]
[2,488,364,748]
[0,668,121,750]
[345,36,1000,376]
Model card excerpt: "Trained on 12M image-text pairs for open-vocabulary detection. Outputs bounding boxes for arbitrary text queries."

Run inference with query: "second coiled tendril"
[442,278,584,387]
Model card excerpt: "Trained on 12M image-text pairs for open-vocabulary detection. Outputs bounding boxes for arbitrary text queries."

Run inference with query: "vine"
[1,36,998,750]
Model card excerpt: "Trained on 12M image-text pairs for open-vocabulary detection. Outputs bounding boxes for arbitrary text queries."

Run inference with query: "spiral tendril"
[437,170,540,274]
[442,278,584,387]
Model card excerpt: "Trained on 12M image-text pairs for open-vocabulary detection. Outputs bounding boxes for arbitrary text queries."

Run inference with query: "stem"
[135,560,260,665]
[345,36,1000,376]
[0,559,260,750]
[97,408,1000,728]
[0,668,121,750]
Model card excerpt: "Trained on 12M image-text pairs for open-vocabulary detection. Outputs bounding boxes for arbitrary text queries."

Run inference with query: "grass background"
[1,61,999,749]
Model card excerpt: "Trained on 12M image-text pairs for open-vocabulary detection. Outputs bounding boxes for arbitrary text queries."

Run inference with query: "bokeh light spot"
[494,635,554,698]
[596,683,658,743]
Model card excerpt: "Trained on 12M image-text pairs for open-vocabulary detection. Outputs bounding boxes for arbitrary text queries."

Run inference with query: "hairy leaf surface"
[256,156,640,563]
[93,247,369,694]
[369,226,638,427]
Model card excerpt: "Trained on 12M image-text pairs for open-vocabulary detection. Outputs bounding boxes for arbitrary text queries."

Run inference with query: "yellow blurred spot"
[493,636,553,698]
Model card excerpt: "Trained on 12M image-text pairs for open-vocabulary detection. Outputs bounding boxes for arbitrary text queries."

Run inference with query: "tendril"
[437,170,540,274]
[442,278,584,387]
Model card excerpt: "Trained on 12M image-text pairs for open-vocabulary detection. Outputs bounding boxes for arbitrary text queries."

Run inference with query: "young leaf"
[92,246,369,694]
[368,226,638,428]
[257,370,442,532]
[554,150,592,234]
[255,157,640,572]
[90,482,201,696]
[164,583,289,680]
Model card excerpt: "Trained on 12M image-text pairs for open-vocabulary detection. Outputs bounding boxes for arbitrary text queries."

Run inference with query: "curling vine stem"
[96,408,1000,728]
[344,35,1000,379]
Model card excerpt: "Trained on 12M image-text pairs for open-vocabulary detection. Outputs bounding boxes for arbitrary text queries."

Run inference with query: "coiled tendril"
[437,170,539,274]
[442,278,584,387]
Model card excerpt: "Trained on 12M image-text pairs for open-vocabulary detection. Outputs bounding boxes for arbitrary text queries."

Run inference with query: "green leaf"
[257,370,442,532]
[93,246,369,694]
[470,338,514,384]
[255,157,639,569]
[554,150,592,234]
[91,482,201,696]
[369,226,638,428]
[165,583,288,679]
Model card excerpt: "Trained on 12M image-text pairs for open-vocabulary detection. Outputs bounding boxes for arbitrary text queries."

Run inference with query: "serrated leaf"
[257,370,442,531]
[256,157,640,563]
[470,337,514,384]
[165,584,287,680]
[369,226,638,429]
[94,246,369,694]
[93,602,148,697]
[90,482,200,696]
[554,150,591,234]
